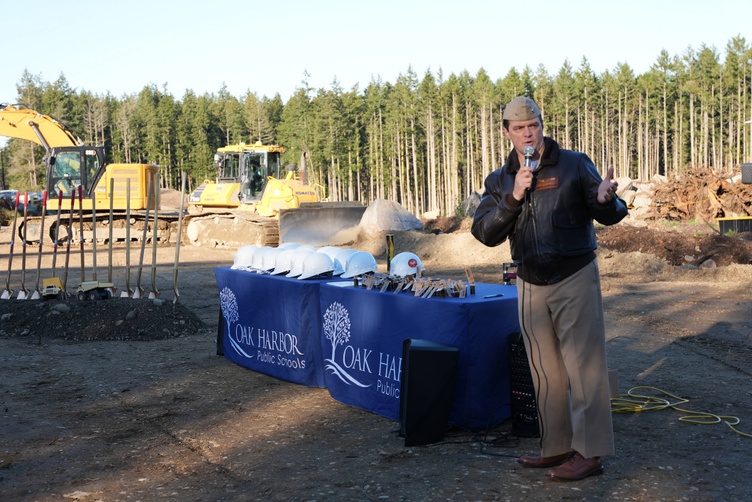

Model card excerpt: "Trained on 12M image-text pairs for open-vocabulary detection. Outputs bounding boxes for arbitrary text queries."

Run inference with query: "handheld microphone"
[523,146,536,200]
[523,146,535,168]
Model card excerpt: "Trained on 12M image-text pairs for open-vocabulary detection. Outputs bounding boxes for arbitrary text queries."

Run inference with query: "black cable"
[517,155,549,453]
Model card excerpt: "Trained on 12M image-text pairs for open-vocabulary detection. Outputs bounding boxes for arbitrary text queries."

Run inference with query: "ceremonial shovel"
[30,191,49,300]
[17,192,29,300]
[1,193,20,299]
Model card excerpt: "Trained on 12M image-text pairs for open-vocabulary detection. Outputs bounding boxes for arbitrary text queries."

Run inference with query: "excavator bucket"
[278,202,366,246]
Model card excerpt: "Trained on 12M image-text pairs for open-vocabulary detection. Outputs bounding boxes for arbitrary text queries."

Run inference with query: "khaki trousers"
[516,260,615,458]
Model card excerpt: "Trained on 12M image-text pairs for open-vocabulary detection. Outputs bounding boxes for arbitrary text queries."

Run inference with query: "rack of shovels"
[1,171,187,304]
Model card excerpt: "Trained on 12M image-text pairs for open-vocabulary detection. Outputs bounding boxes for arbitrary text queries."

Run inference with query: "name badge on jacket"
[536,176,559,191]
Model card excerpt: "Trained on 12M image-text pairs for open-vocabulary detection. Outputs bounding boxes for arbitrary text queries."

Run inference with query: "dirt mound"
[159,188,186,212]
[596,222,752,267]
[0,297,206,341]
[422,215,469,234]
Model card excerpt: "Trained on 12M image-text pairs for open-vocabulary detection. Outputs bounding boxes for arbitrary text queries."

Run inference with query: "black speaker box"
[508,332,540,438]
[399,339,460,446]
[742,163,752,184]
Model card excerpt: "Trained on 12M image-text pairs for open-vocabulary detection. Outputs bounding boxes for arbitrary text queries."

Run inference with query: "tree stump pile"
[649,169,752,221]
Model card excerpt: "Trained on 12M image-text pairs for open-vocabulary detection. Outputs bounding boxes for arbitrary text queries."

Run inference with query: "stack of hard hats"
[390,252,425,278]
[340,251,378,279]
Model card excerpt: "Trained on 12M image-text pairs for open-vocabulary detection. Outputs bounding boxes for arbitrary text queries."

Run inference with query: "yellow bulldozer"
[184,142,366,247]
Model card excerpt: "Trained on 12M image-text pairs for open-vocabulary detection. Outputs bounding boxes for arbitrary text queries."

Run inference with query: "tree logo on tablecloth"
[219,286,253,359]
[323,302,370,387]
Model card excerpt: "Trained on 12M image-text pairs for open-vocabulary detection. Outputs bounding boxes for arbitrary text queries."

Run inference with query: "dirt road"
[1,224,752,501]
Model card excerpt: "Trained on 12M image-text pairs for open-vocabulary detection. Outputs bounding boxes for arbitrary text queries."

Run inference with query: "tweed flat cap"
[503,96,541,120]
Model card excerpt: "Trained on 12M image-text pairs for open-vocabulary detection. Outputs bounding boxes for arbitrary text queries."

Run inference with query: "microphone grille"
[523,146,535,157]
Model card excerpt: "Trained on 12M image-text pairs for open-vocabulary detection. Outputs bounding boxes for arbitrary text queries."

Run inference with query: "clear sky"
[1,1,750,117]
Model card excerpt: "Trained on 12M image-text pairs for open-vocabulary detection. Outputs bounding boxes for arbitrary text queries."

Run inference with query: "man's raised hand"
[597,167,618,204]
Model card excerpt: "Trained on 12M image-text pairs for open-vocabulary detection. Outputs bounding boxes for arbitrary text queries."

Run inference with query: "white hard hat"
[232,244,259,269]
[296,244,317,253]
[261,247,282,271]
[340,251,378,278]
[286,249,315,278]
[298,252,335,280]
[277,242,301,250]
[271,248,299,275]
[332,248,357,275]
[250,246,273,270]
[317,246,341,258]
[390,252,425,278]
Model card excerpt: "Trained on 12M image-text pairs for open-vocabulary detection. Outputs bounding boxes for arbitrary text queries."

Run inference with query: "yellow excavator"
[184,142,366,247]
[0,103,164,243]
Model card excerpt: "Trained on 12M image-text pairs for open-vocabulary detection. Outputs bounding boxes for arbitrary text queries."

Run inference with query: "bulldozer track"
[182,211,280,248]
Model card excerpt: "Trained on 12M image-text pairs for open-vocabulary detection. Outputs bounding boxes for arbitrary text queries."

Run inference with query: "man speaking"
[472,96,627,481]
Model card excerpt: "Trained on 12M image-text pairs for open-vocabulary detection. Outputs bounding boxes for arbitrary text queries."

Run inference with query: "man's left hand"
[597,167,618,204]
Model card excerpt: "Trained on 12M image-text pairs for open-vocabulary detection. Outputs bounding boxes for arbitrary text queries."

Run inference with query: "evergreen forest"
[2,36,752,218]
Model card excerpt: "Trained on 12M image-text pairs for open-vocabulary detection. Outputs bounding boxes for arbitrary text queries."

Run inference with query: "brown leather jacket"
[471,137,628,285]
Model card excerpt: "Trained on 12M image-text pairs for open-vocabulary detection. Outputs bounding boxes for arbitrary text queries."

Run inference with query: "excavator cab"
[47,146,106,200]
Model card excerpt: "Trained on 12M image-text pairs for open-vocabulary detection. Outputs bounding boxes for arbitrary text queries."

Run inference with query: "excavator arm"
[0,103,81,150]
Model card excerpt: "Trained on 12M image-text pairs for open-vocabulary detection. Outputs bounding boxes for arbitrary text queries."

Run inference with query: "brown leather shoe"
[546,452,603,481]
[517,451,573,468]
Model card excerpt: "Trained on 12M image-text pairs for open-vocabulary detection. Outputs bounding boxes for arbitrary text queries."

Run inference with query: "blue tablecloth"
[215,267,327,387]
[319,281,519,430]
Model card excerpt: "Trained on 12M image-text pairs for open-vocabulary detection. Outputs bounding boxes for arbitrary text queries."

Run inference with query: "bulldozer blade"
[278,202,366,246]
